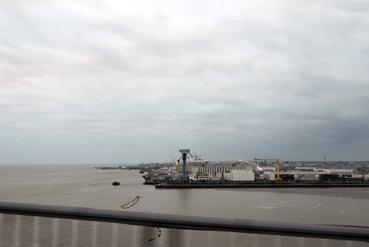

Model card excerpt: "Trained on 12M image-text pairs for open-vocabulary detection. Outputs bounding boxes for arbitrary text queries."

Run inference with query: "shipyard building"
[143,161,367,184]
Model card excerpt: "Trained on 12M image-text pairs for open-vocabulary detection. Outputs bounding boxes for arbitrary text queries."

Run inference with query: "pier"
[155,180,369,189]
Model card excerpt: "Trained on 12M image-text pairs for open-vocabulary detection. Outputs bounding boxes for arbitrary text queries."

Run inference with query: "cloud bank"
[1,0,369,163]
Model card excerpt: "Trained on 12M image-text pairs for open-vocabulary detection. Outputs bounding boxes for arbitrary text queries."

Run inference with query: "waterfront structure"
[141,151,369,185]
[179,149,192,182]
[190,161,254,178]
[224,170,255,181]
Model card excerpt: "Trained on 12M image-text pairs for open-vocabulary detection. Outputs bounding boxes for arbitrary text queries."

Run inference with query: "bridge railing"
[0,201,368,247]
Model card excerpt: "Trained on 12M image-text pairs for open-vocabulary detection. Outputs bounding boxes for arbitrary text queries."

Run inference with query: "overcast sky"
[1,0,369,164]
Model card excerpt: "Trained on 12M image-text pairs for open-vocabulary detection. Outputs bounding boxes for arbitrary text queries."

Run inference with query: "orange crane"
[254,158,282,181]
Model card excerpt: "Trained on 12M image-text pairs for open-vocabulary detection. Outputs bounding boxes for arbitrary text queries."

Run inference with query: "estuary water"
[0,165,368,246]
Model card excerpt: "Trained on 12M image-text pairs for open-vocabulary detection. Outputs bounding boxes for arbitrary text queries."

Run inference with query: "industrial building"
[190,161,254,181]
[142,150,369,185]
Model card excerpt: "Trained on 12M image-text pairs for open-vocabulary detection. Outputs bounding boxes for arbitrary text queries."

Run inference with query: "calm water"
[0,165,368,246]
[0,165,368,226]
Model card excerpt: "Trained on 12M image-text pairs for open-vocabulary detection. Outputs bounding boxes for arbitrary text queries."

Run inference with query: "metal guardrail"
[0,201,368,243]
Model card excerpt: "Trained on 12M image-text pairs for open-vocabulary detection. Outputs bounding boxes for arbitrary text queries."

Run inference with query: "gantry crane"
[254,158,282,181]
[178,149,193,183]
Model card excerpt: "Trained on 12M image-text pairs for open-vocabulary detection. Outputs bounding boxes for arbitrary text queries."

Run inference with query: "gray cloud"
[1,0,369,163]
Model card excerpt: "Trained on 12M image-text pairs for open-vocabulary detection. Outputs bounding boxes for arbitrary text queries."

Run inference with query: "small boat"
[112,181,120,186]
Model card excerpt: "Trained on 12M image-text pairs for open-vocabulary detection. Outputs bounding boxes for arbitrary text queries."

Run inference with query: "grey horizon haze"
[1,0,369,164]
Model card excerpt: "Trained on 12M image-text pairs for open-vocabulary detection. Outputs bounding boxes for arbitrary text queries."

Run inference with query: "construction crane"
[169,154,181,175]
[179,149,193,183]
[254,158,282,181]
[175,159,180,174]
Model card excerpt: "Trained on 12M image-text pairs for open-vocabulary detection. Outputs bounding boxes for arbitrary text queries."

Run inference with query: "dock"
[155,181,369,189]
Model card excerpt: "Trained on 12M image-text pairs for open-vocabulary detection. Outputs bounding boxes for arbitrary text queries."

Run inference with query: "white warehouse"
[224,170,255,181]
